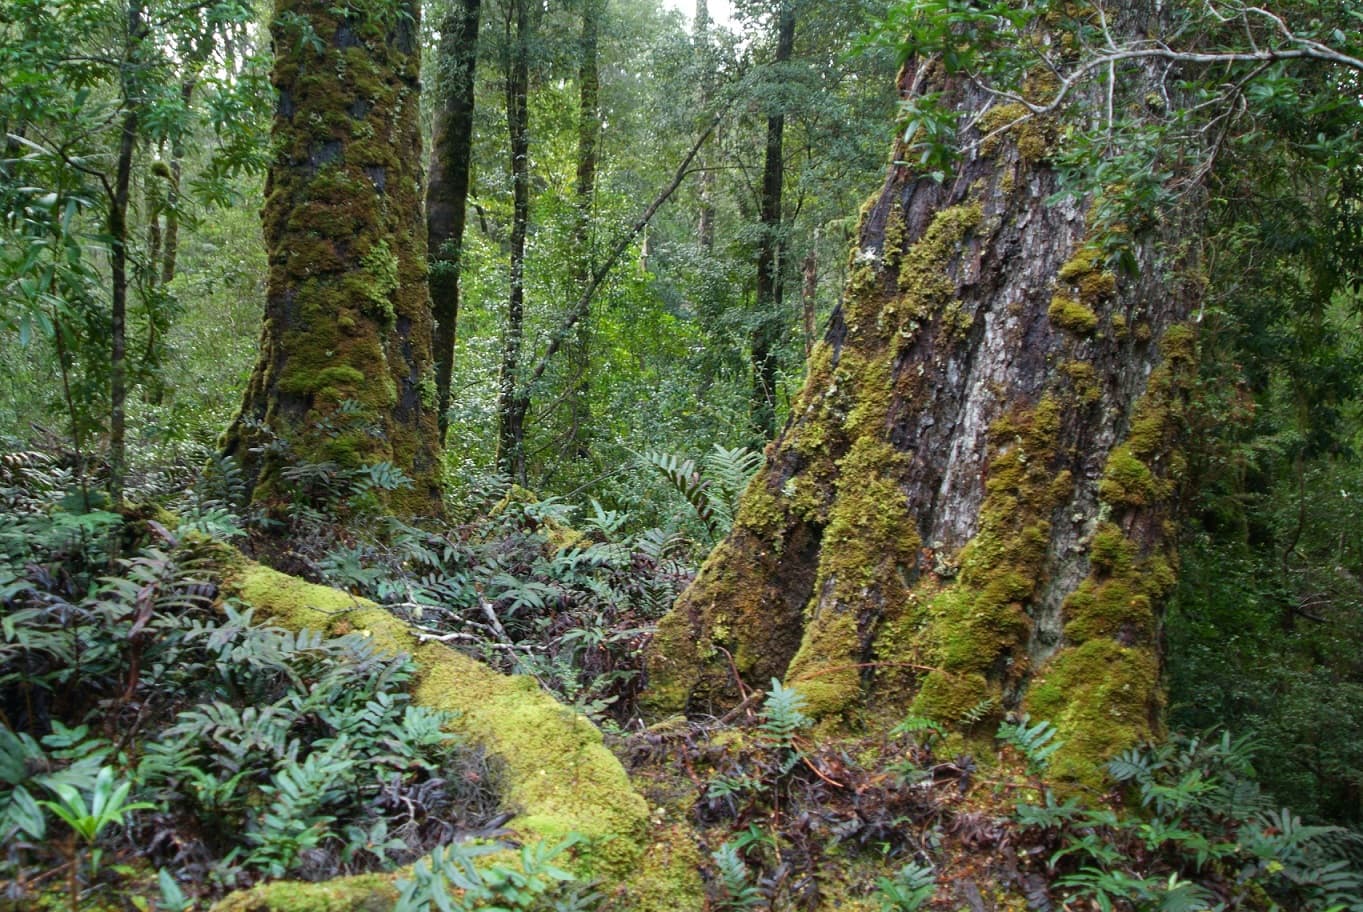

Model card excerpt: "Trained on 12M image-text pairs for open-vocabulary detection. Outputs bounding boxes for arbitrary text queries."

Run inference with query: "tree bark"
[495,0,532,483]
[750,1,795,440]
[694,0,715,253]
[646,40,1202,788]
[427,0,482,443]
[108,0,146,503]
[223,0,442,514]
[565,0,603,463]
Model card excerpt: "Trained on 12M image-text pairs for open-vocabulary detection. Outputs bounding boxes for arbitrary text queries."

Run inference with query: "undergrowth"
[0,452,501,909]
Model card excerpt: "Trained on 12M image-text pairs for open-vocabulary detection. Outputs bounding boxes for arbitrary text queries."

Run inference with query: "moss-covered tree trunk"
[222,0,442,513]
[645,40,1202,787]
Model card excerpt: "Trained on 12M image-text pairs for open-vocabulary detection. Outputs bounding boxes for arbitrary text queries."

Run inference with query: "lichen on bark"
[221,0,442,515]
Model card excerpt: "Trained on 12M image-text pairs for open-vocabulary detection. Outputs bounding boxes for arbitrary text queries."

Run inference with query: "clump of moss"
[895,203,983,320]
[976,102,1053,161]
[360,240,399,323]
[1048,294,1099,335]
[1024,639,1161,790]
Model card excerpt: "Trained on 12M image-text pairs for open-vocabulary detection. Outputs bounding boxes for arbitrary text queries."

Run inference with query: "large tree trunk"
[223,0,442,514]
[749,1,795,440]
[646,49,1200,787]
[427,0,482,443]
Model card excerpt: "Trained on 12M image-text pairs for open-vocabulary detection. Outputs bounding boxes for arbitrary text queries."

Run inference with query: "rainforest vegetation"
[2,0,1363,908]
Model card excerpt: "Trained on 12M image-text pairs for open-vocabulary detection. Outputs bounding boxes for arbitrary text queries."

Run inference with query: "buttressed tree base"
[645,47,1200,788]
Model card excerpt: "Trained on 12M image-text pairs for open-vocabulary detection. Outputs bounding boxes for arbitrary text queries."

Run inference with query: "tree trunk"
[565,0,602,463]
[160,80,194,287]
[427,0,482,443]
[223,0,442,514]
[646,48,1201,788]
[750,1,795,440]
[801,238,816,356]
[694,0,714,253]
[108,0,145,503]
[495,0,532,483]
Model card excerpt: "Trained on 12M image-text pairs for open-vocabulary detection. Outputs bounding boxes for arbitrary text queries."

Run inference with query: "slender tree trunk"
[646,23,1202,789]
[427,0,482,443]
[566,0,602,462]
[750,2,795,439]
[694,0,715,253]
[108,0,145,503]
[223,0,442,514]
[145,153,163,289]
[160,80,193,286]
[495,0,532,483]
[801,239,817,356]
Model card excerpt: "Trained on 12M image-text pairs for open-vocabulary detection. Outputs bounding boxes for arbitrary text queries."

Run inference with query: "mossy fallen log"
[209,555,701,911]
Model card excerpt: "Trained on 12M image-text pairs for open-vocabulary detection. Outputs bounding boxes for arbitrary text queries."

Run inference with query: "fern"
[959,696,997,726]
[876,861,936,912]
[712,839,762,912]
[760,679,811,747]
[890,715,945,749]
[641,450,719,534]
[395,836,590,912]
[702,445,762,530]
[998,714,1062,772]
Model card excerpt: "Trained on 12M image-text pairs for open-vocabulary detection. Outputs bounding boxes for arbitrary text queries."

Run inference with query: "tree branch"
[516,111,724,398]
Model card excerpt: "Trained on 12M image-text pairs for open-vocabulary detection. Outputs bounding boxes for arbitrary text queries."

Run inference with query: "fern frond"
[641,450,718,534]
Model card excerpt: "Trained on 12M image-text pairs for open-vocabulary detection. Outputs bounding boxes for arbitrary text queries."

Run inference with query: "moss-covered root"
[211,875,399,912]
[211,558,701,911]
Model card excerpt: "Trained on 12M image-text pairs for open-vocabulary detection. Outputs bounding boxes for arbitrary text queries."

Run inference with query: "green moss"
[360,240,399,323]
[1048,294,1099,335]
[209,874,398,912]
[912,670,991,722]
[419,371,438,411]
[1024,639,1160,791]
[1098,444,1168,507]
[896,204,982,316]
[614,824,706,912]
[976,102,1052,161]
[1057,245,1103,283]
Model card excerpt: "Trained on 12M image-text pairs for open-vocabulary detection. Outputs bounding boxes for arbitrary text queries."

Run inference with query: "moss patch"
[210,874,399,912]
[1048,294,1098,336]
[1024,639,1161,790]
